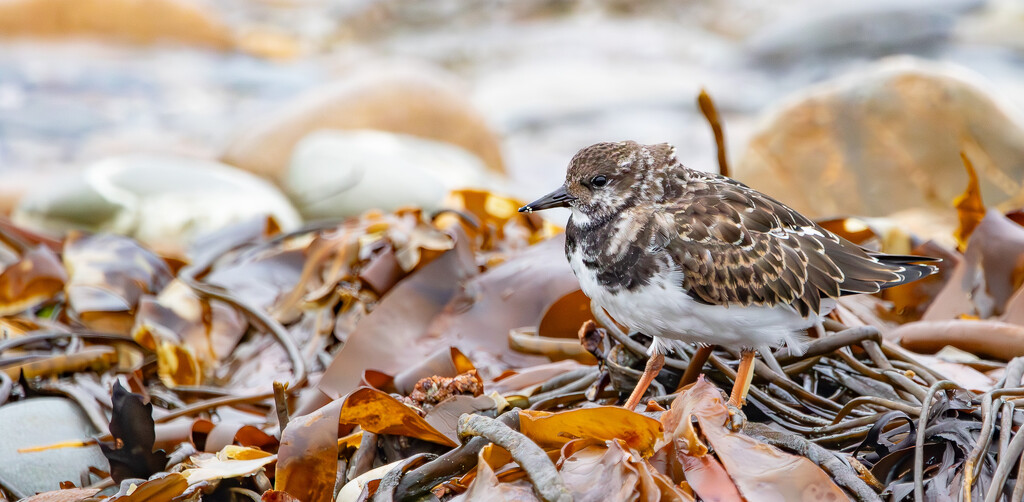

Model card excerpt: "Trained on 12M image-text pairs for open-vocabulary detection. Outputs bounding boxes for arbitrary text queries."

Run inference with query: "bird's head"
[519,141,680,225]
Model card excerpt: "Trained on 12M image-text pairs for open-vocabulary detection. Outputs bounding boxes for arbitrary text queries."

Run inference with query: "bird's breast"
[567,243,822,350]
[568,247,696,337]
[566,222,667,293]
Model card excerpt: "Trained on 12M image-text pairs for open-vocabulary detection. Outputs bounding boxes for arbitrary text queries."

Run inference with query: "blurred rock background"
[2,0,1024,249]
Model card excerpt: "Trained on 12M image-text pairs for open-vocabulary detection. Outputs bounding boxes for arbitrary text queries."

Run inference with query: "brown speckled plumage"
[561,141,936,318]
[523,140,938,409]
[528,141,937,351]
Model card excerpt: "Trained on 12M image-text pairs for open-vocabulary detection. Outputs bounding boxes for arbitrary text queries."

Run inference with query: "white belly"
[568,249,830,353]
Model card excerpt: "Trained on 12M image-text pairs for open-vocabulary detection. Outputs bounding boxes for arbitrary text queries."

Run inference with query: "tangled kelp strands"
[597,314,1024,501]
[0,179,1023,502]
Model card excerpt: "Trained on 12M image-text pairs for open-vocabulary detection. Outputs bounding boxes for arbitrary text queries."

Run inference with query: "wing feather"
[663,172,936,317]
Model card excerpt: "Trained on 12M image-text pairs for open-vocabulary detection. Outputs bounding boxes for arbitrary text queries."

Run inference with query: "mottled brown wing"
[663,173,910,317]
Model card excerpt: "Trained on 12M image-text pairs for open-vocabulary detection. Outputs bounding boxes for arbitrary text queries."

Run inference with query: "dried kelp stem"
[273,381,290,430]
[812,427,877,447]
[879,343,949,385]
[739,349,844,413]
[248,220,354,256]
[64,336,82,354]
[889,360,938,386]
[157,384,236,398]
[372,454,436,502]
[334,459,348,498]
[815,413,898,439]
[537,368,595,393]
[0,470,28,501]
[679,344,714,388]
[347,431,378,480]
[829,397,920,425]
[880,369,926,404]
[966,388,1024,489]
[457,413,572,502]
[254,471,272,493]
[430,208,482,230]
[592,303,647,354]
[532,390,619,411]
[592,289,985,495]
[154,392,273,424]
[228,487,262,502]
[747,366,845,422]
[985,426,1024,502]
[849,457,887,492]
[697,89,729,178]
[1000,401,1015,459]
[744,422,881,502]
[705,352,830,428]
[774,326,880,365]
[0,330,146,355]
[782,355,821,376]
[528,369,599,407]
[179,266,307,391]
[834,348,885,380]
[998,358,1024,391]
[394,411,520,501]
[759,349,788,378]
[860,341,894,372]
[914,380,961,502]
[1013,459,1024,502]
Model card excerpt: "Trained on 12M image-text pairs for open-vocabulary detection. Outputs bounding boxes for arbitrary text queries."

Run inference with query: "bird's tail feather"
[873,255,939,290]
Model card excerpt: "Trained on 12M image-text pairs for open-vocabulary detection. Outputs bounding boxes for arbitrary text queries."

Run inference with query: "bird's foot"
[725,402,746,431]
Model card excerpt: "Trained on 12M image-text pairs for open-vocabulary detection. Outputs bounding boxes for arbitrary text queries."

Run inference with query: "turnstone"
[519,141,938,410]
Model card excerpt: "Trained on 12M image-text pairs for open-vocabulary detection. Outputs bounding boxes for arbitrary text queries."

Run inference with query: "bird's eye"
[591,175,608,188]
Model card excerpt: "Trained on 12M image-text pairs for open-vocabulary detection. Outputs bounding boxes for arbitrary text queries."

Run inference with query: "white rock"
[220,63,507,180]
[285,129,495,219]
[14,154,301,250]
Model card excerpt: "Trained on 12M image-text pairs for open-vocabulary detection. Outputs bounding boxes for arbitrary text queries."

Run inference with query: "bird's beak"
[519,186,576,212]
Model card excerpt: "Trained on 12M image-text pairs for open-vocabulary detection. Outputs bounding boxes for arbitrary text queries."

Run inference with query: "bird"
[518,141,938,412]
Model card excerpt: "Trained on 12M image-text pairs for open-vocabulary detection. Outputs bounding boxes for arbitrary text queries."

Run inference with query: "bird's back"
[663,169,938,317]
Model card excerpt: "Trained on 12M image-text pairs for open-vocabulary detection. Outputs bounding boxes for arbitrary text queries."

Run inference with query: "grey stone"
[0,398,107,495]
[745,0,982,63]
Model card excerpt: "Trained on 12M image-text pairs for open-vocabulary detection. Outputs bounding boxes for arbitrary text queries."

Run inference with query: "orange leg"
[623,352,665,410]
[677,344,714,391]
[727,349,756,407]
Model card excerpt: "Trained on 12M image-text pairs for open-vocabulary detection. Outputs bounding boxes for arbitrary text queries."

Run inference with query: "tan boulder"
[0,0,232,49]
[734,57,1024,218]
[220,64,506,181]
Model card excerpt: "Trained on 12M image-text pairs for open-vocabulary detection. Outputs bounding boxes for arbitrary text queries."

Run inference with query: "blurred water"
[0,41,325,171]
